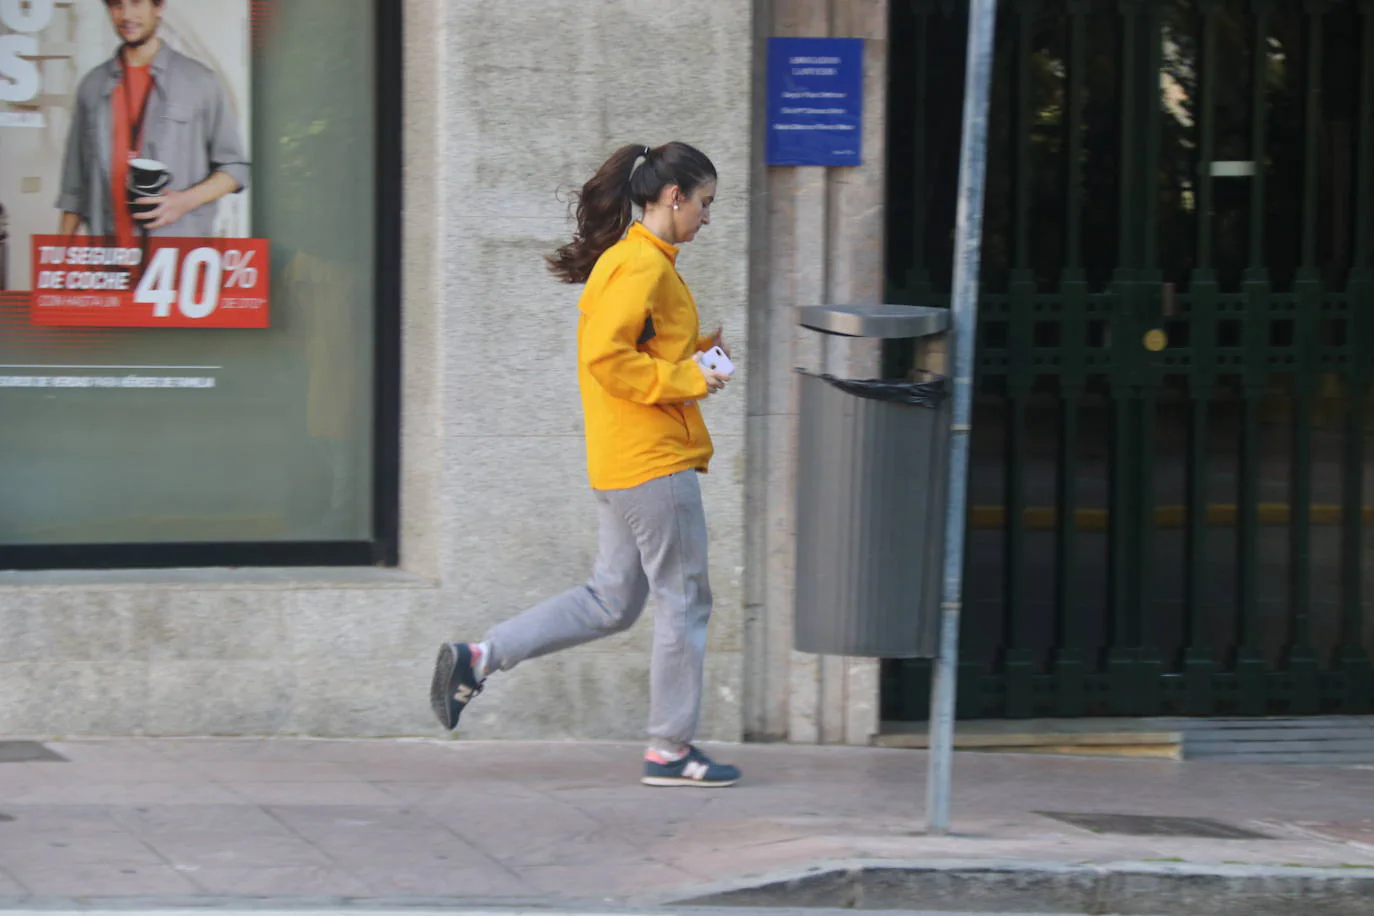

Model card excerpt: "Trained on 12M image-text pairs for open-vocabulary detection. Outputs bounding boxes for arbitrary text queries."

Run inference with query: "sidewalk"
[0,737,1371,907]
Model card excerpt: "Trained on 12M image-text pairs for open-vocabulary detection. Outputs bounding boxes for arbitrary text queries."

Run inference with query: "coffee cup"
[127,158,172,215]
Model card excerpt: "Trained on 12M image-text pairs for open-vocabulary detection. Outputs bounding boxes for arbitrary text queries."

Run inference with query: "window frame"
[0,0,403,571]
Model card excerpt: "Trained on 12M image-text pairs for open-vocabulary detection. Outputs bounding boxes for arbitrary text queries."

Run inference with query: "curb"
[0,903,1069,916]
[655,857,1374,915]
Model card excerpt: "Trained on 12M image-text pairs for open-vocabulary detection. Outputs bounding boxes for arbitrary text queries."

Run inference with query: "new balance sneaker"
[642,746,741,788]
[430,642,484,730]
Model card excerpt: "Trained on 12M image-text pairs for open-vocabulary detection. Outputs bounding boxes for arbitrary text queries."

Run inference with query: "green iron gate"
[884,0,1374,718]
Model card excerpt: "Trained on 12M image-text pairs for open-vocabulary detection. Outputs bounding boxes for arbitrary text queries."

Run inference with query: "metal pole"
[927,0,999,835]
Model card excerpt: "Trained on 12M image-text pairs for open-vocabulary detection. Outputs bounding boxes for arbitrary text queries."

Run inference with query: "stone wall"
[0,0,753,742]
[744,0,891,744]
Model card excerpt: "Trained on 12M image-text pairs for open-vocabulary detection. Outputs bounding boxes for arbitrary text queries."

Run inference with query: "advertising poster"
[0,0,265,329]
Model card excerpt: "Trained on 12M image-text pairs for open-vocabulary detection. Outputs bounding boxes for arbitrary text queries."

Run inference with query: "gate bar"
[927,0,1000,835]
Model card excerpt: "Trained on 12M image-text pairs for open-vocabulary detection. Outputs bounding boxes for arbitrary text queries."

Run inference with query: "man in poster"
[56,0,250,246]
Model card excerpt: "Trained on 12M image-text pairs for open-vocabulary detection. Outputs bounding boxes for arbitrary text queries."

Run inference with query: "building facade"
[0,0,889,744]
[3,0,1371,742]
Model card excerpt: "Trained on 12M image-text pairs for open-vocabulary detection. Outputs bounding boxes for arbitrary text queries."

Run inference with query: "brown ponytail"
[547,141,717,284]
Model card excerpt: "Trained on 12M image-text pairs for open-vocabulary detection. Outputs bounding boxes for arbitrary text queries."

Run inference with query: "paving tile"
[301,739,458,761]
[97,804,331,869]
[221,781,398,806]
[449,739,633,763]
[265,806,491,868]
[585,819,702,854]
[0,768,35,791]
[3,861,200,897]
[302,831,490,869]
[672,815,819,846]
[329,756,476,783]
[46,740,168,764]
[0,805,127,836]
[140,831,333,869]
[349,863,532,898]
[0,866,28,896]
[667,835,857,883]
[427,796,605,861]
[8,782,244,806]
[266,804,456,836]
[29,760,206,785]
[500,828,663,868]
[182,865,373,896]
[181,761,362,784]
[1,830,164,868]
[371,780,551,806]
[107,804,289,837]
[150,738,329,761]
[515,861,701,899]
[1296,819,1374,845]
[420,745,639,786]
[541,783,725,814]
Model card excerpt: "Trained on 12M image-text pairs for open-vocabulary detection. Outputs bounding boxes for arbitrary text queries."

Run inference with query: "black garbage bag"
[796,369,948,408]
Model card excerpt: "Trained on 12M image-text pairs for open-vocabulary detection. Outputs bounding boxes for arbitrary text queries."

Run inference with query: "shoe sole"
[641,776,739,788]
[430,643,460,730]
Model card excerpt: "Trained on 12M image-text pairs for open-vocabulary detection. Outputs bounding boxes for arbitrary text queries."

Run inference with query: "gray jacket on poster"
[56,43,250,237]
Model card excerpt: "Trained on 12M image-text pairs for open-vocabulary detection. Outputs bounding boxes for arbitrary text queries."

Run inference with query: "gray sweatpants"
[483,469,713,747]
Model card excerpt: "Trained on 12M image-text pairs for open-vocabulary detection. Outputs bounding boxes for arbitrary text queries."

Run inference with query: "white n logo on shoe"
[683,760,710,781]
[455,684,476,702]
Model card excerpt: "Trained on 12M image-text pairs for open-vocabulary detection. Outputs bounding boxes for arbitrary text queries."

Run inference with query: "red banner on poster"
[29,236,270,329]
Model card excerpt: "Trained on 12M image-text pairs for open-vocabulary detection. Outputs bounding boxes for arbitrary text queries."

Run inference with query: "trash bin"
[793,304,951,658]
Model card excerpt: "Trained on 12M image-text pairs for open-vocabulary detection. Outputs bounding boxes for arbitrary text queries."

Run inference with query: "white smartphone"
[695,345,735,377]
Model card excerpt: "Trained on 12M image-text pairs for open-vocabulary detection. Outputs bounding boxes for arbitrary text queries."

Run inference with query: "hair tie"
[631,147,652,179]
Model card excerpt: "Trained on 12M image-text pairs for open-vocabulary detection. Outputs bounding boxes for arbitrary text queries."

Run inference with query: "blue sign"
[766,37,864,167]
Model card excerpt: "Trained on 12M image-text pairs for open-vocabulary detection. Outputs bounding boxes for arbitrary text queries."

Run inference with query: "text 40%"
[135,248,260,319]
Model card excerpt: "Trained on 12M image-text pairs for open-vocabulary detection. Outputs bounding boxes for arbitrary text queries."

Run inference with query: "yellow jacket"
[577,222,715,490]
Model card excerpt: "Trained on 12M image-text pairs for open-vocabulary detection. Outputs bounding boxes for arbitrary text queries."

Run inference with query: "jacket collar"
[628,221,679,265]
[99,40,173,95]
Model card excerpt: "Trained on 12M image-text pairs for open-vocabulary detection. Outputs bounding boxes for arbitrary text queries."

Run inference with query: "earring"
[673,204,680,210]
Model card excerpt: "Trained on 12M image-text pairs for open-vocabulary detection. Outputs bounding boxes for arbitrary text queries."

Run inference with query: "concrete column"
[745,0,889,745]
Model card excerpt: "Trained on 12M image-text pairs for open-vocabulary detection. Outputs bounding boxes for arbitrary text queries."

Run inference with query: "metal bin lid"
[796,303,950,339]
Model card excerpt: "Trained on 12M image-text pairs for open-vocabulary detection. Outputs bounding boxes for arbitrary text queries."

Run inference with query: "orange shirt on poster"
[110,63,153,247]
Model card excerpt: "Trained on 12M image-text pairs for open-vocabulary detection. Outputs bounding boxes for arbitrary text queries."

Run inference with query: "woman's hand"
[697,362,730,395]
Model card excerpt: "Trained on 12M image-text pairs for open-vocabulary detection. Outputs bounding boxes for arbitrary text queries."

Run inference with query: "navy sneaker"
[642,746,741,788]
[430,642,484,730]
